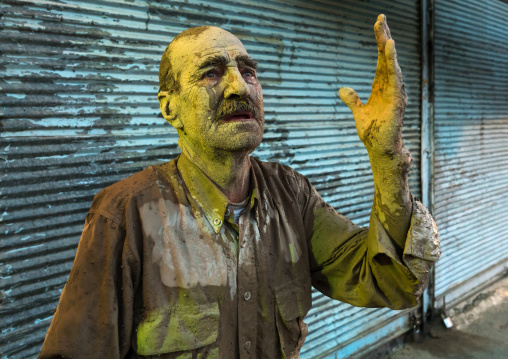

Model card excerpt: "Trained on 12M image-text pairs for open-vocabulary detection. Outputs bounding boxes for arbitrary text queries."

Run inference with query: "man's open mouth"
[223,111,253,122]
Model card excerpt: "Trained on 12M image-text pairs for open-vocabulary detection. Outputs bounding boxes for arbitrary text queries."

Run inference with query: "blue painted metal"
[420,0,432,213]
[0,0,423,357]
[340,314,410,359]
[420,0,436,320]
[433,0,508,305]
[435,258,508,310]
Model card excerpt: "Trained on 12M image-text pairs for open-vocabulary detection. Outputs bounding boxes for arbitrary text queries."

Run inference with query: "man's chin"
[222,135,263,152]
[214,129,263,152]
[213,118,264,150]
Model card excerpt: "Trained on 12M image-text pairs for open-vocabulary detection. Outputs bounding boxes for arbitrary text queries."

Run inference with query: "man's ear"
[158,91,183,129]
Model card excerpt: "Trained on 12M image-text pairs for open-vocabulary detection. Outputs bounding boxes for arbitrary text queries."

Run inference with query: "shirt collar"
[177,153,259,234]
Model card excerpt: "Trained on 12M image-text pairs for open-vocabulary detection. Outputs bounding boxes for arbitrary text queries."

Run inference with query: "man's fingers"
[373,14,391,87]
[374,22,388,52]
[385,39,408,109]
[378,14,392,39]
[339,87,363,113]
[374,14,392,53]
[385,39,403,88]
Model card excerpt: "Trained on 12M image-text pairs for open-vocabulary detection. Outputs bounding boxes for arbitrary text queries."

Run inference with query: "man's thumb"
[339,87,363,112]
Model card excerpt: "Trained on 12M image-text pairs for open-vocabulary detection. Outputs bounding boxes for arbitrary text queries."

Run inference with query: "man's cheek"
[203,85,220,110]
[179,92,197,113]
[253,85,263,106]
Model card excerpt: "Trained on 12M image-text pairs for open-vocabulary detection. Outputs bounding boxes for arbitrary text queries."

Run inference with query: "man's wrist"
[368,146,412,174]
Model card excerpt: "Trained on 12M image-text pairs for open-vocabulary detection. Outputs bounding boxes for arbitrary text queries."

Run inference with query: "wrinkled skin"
[339,14,412,246]
[158,27,264,202]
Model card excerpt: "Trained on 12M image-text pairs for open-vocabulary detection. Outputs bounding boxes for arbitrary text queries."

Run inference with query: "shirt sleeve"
[39,204,141,358]
[300,176,440,310]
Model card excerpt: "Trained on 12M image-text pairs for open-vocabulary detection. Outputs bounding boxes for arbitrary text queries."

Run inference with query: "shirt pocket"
[136,302,219,356]
[274,280,312,358]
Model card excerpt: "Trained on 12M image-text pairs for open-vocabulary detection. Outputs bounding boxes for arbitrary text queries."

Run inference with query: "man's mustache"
[212,98,263,123]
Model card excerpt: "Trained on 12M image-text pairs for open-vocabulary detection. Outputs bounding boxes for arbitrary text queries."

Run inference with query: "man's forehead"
[194,46,249,64]
[170,28,248,71]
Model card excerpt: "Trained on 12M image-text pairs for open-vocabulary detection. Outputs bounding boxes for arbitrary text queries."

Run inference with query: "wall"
[433,0,508,307]
[0,1,422,357]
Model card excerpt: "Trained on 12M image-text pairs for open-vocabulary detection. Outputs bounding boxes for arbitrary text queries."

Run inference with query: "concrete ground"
[376,276,508,359]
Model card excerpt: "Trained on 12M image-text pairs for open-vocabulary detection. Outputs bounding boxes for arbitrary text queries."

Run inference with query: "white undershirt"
[229,197,250,224]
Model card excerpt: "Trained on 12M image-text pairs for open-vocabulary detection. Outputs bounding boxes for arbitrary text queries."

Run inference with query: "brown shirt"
[39,155,440,359]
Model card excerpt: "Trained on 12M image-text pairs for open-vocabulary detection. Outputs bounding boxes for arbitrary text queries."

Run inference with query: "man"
[40,15,440,359]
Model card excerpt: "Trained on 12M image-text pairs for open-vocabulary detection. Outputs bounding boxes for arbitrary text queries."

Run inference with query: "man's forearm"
[338,15,416,251]
[369,145,412,249]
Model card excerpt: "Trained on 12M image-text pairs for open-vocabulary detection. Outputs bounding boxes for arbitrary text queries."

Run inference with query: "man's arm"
[306,192,439,309]
[339,14,412,248]
[39,204,140,358]
[304,15,440,309]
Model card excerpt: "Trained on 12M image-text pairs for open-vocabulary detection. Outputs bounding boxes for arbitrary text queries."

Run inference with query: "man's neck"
[181,146,251,203]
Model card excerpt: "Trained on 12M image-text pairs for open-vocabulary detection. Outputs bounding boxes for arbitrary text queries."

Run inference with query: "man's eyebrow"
[194,54,258,73]
[196,55,228,70]
[236,55,258,69]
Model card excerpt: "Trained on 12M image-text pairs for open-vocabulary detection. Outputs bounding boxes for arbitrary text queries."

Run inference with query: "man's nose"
[224,68,250,99]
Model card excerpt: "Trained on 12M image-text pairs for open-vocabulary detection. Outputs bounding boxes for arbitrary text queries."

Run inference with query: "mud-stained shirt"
[39,155,440,359]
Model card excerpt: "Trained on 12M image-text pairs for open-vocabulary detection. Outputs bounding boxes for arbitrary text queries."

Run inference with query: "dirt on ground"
[378,276,508,359]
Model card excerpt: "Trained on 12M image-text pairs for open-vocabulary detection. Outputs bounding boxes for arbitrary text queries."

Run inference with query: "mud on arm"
[339,14,412,249]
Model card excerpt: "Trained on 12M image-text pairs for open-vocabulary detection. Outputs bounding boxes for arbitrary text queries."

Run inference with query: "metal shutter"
[0,1,422,357]
[433,0,508,306]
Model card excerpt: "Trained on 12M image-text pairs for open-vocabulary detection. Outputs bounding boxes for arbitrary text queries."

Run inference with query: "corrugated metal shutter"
[0,0,422,358]
[293,2,423,356]
[433,0,508,304]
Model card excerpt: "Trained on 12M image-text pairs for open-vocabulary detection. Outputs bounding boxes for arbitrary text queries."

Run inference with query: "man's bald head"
[158,26,244,94]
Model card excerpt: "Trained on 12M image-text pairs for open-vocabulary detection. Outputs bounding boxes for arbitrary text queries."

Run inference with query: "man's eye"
[205,71,216,78]
[243,70,255,78]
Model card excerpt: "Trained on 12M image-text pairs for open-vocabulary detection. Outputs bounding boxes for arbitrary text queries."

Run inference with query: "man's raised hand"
[339,14,408,157]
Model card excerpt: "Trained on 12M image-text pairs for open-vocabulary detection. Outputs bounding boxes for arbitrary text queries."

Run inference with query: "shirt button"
[244,291,251,301]
[213,218,222,226]
[241,240,247,247]
[244,340,251,350]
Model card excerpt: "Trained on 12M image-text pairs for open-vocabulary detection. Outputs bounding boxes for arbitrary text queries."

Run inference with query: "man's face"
[168,27,264,157]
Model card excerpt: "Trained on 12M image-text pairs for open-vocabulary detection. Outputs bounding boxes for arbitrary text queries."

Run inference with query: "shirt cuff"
[402,196,441,293]
[369,195,441,296]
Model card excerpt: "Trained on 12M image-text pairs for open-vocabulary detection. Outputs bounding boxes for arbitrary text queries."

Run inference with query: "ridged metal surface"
[433,0,508,299]
[0,0,422,358]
